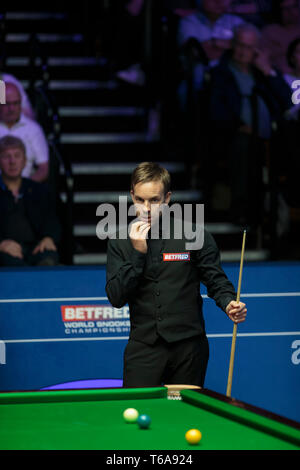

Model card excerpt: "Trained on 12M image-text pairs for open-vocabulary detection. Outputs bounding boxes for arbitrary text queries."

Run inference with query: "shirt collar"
[0,174,25,198]
[13,113,27,128]
[0,113,26,130]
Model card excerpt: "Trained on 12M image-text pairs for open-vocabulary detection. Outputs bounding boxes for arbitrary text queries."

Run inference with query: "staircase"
[1,7,270,265]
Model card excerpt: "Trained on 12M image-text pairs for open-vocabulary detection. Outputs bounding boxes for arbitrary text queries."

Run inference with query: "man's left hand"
[225,301,247,324]
[32,237,57,254]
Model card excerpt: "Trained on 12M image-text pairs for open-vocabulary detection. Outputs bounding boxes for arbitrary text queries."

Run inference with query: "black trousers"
[123,334,209,388]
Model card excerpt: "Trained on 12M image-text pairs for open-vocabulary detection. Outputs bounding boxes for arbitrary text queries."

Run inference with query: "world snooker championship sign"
[61,305,130,336]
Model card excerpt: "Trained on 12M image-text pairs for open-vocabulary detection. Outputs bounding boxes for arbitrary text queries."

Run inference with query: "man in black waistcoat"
[105,162,247,388]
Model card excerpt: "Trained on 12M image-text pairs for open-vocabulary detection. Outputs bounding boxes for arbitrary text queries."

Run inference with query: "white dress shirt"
[0,114,49,178]
[178,11,244,46]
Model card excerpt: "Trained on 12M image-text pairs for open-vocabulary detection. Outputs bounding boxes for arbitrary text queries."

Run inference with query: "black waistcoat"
[106,220,236,345]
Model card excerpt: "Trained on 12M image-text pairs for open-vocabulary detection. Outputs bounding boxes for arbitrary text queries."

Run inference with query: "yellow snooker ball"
[123,408,139,423]
[185,429,202,445]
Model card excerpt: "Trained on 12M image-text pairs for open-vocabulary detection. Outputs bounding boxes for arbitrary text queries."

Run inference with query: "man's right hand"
[129,221,151,254]
[0,239,23,258]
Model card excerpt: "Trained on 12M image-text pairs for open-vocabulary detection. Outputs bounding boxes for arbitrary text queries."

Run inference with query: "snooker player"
[105,162,247,388]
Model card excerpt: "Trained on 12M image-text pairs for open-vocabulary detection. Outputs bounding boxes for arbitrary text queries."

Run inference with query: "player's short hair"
[0,135,26,157]
[131,162,171,195]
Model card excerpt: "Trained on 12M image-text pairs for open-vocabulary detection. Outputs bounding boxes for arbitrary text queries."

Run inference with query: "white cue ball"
[123,408,139,423]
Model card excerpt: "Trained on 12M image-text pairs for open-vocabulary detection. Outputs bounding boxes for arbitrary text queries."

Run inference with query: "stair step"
[61,190,203,204]
[74,253,107,265]
[48,80,117,90]
[60,142,170,163]
[21,79,117,90]
[4,13,74,34]
[21,80,146,106]
[4,21,73,35]
[57,106,147,134]
[63,162,187,192]
[21,79,146,105]
[60,132,159,144]
[59,116,146,133]
[4,42,89,57]
[7,56,106,67]
[5,33,84,42]
[58,106,145,118]
[7,58,109,81]
[5,12,67,20]
[62,161,185,175]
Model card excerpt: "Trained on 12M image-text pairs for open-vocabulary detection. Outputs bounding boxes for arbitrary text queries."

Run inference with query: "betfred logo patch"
[163,252,190,261]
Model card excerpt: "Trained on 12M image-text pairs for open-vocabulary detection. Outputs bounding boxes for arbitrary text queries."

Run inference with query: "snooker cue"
[226,230,247,398]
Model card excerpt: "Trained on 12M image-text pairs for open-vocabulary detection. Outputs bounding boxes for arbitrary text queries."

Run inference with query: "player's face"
[0,147,26,179]
[131,181,171,224]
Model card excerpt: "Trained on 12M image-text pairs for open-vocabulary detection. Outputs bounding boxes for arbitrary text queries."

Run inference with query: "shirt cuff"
[220,295,237,313]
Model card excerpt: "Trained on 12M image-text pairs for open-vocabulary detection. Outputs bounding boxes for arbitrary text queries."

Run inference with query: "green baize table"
[1,387,300,450]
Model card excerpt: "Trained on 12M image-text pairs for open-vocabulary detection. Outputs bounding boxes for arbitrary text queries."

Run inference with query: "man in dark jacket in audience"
[208,23,291,225]
[0,135,61,266]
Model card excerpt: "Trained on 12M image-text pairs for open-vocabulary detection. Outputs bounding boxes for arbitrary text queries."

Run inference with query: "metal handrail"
[27,33,74,263]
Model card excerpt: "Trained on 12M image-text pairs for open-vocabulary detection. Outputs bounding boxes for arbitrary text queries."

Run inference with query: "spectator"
[284,36,300,86]
[195,1,272,27]
[0,82,49,182]
[178,0,244,60]
[261,0,300,74]
[110,0,146,86]
[279,37,300,209]
[177,0,244,107]
[282,37,300,120]
[164,0,197,18]
[0,135,60,267]
[227,1,272,27]
[208,23,291,225]
[0,72,35,120]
